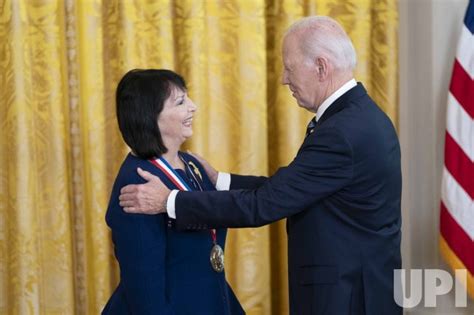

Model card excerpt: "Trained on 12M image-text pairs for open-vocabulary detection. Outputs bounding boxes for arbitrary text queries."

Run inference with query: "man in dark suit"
[119,16,402,315]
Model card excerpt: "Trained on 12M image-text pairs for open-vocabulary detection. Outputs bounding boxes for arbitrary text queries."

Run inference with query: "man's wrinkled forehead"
[282,32,303,56]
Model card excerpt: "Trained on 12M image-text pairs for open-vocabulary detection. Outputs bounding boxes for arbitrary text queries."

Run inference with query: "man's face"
[281,34,321,112]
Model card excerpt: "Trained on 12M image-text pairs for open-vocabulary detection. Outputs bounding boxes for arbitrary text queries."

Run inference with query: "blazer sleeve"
[108,176,173,314]
[230,174,268,190]
[175,128,353,229]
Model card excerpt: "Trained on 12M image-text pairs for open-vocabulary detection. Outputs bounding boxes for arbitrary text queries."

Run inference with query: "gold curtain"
[0,0,398,314]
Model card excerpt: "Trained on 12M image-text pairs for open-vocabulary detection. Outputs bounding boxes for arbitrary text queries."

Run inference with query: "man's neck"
[325,72,354,99]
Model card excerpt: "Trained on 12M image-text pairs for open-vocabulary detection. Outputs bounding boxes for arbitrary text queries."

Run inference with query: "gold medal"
[210,244,225,272]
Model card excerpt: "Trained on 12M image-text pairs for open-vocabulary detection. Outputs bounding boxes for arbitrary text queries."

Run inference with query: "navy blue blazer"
[174,84,402,315]
[102,152,244,315]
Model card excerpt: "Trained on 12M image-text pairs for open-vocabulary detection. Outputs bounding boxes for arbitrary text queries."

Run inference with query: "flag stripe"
[465,0,474,33]
[446,93,474,161]
[441,167,474,240]
[439,236,474,300]
[440,203,474,275]
[449,60,474,118]
[456,26,474,79]
[444,132,474,199]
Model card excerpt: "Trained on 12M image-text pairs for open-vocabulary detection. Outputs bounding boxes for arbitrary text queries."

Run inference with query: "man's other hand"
[187,151,218,186]
[119,167,170,214]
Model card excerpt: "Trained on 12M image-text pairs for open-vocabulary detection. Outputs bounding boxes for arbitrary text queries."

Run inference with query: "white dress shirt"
[167,78,357,219]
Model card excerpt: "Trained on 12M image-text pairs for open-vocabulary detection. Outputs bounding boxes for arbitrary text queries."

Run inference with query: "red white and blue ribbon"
[149,157,192,191]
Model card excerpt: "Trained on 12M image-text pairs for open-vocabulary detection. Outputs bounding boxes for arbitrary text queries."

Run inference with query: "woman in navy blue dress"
[102,69,244,315]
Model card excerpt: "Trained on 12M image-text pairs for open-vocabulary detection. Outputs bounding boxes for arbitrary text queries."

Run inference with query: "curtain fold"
[0,0,398,314]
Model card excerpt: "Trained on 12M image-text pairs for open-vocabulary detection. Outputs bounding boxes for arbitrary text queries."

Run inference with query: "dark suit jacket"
[102,153,244,315]
[174,84,402,315]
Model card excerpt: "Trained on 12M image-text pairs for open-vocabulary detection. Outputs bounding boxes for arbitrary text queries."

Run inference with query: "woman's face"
[157,86,197,147]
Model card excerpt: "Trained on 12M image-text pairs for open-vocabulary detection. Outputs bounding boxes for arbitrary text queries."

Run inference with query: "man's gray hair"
[286,16,357,72]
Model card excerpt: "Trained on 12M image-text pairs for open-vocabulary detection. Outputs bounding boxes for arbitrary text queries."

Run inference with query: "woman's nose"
[188,100,197,112]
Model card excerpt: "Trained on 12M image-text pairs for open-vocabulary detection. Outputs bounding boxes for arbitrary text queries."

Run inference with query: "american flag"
[439,0,474,299]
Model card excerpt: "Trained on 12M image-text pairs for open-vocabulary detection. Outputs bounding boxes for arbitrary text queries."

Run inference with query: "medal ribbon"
[211,229,217,244]
[149,156,218,245]
[149,157,192,191]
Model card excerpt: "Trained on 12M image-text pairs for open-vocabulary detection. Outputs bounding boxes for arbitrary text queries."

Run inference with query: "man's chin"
[296,99,310,110]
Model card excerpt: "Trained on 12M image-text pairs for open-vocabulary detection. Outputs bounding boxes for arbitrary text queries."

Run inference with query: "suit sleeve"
[109,177,173,314]
[175,128,353,229]
[230,174,268,190]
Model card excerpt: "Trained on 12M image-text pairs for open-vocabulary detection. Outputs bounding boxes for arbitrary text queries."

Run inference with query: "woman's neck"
[161,145,184,170]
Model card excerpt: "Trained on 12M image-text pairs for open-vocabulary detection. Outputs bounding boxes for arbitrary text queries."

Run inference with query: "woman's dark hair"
[116,69,186,159]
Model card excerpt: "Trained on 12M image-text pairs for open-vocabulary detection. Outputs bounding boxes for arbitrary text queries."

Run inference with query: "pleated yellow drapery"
[0,0,398,314]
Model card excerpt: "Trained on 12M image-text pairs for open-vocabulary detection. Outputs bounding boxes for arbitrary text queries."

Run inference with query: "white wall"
[399,0,473,314]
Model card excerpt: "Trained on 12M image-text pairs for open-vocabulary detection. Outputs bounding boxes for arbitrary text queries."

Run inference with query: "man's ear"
[315,57,329,80]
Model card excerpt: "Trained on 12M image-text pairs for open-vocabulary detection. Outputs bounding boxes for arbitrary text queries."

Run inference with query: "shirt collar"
[315,78,357,121]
